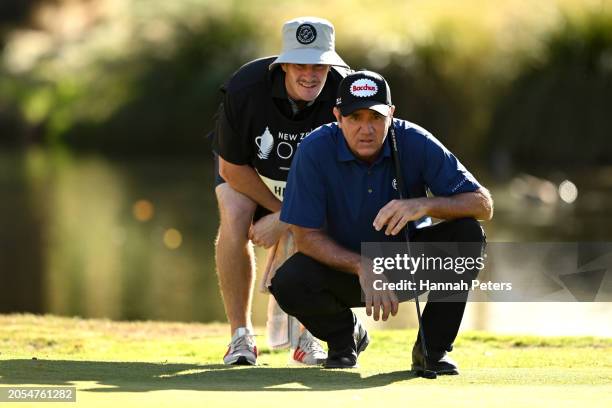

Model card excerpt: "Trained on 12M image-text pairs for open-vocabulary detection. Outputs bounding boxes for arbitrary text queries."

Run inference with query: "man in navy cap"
[271,70,493,370]
[211,17,350,366]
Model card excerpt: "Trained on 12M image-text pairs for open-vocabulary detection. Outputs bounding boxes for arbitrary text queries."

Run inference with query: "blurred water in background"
[1,148,611,336]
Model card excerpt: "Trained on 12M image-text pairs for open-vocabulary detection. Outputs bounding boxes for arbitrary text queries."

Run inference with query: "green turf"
[1,314,611,407]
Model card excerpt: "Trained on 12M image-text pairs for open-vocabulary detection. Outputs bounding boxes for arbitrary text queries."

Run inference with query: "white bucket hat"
[269,17,349,69]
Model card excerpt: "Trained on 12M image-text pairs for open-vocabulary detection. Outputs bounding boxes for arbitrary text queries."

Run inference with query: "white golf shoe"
[223,327,257,366]
[289,330,327,365]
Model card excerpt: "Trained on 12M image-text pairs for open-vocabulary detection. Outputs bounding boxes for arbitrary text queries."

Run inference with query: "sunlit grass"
[0,313,610,407]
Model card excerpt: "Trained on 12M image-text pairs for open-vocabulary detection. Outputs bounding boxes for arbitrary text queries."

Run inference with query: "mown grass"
[0,314,611,407]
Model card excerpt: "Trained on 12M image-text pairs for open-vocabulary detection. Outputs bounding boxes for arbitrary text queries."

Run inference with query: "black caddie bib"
[250,101,334,199]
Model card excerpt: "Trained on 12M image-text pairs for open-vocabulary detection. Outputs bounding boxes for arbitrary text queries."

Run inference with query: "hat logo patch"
[350,79,378,97]
[296,23,317,44]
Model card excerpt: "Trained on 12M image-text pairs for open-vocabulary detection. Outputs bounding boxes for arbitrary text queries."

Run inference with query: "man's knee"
[447,218,486,280]
[451,217,486,243]
[270,253,313,315]
[215,183,256,234]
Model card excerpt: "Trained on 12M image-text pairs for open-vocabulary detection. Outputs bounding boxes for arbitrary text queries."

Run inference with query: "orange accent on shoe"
[295,348,308,362]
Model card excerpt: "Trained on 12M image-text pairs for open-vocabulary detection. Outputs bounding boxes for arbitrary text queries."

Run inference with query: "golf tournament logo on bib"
[296,23,316,44]
[255,127,274,160]
[350,78,378,97]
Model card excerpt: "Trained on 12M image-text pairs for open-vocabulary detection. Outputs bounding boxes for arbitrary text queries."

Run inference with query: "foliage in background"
[489,12,612,168]
[0,0,42,40]
[0,0,263,154]
[60,15,262,154]
[0,0,611,167]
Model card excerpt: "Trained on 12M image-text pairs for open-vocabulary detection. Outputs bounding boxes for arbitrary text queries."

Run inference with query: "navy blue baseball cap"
[336,70,392,116]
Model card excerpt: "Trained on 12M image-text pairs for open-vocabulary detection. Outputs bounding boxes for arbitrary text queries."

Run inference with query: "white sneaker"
[289,330,327,365]
[354,319,370,355]
[223,327,257,365]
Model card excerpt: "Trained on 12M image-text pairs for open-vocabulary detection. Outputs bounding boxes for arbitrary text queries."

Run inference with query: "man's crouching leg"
[413,217,486,375]
[269,252,369,368]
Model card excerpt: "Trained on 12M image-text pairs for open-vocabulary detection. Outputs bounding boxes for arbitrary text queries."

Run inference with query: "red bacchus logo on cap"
[349,79,378,97]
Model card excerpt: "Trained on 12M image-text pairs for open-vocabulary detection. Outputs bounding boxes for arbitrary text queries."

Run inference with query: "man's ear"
[333,107,342,127]
[281,63,288,73]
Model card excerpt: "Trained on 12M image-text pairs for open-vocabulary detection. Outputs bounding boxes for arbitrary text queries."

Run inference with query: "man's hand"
[358,260,399,321]
[373,198,428,235]
[249,211,289,248]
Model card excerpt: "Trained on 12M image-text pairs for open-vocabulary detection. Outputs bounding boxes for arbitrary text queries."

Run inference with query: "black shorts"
[213,152,271,222]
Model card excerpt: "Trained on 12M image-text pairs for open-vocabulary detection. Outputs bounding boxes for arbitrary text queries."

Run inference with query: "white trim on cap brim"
[340,102,392,117]
[269,49,349,69]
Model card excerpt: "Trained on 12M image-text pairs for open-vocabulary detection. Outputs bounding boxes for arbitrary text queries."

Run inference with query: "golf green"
[1,314,610,407]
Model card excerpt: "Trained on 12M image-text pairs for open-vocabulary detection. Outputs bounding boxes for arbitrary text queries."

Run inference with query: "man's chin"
[297,88,323,101]
[355,148,380,163]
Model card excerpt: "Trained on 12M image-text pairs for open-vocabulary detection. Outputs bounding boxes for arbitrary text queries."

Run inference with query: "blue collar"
[336,128,392,165]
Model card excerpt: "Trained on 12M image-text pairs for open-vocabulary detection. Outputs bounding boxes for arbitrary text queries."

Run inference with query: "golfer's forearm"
[292,226,361,275]
[424,188,493,221]
[219,157,282,212]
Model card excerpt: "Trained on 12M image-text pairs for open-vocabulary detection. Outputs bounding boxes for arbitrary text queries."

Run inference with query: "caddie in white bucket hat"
[211,15,351,369]
[270,17,349,69]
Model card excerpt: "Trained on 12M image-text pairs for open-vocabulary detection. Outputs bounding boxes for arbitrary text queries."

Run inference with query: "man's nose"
[302,66,317,77]
[361,121,375,135]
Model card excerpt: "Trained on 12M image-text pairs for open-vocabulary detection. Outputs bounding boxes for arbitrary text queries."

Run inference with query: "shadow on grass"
[0,360,417,392]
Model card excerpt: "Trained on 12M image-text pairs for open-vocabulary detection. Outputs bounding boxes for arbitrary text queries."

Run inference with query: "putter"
[388,123,438,380]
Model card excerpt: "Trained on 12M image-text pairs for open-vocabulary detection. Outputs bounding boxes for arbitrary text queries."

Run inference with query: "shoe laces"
[230,333,256,353]
[299,331,325,355]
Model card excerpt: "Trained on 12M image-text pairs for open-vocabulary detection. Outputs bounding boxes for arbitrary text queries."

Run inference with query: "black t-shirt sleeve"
[212,89,253,165]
